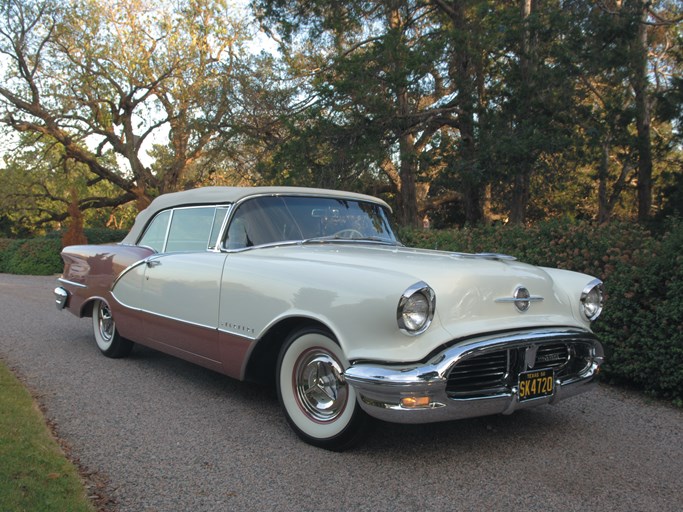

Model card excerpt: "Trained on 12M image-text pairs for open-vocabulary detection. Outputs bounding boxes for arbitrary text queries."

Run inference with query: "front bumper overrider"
[343,327,604,424]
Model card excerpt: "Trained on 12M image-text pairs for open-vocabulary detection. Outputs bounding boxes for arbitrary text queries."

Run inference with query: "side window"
[138,210,171,252]
[208,207,229,250]
[165,207,216,252]
[225,197,296,249]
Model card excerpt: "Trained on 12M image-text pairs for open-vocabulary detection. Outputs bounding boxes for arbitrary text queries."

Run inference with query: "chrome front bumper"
[343,327,604,424]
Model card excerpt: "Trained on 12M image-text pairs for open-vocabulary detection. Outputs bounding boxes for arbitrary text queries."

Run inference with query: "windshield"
[224,195,398,250]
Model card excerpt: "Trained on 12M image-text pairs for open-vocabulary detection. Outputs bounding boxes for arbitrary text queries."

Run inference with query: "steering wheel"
[333,229,363,239]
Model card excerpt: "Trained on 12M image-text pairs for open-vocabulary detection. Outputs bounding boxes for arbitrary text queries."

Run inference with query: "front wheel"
[92,299,133,358]
[276,327,370,451]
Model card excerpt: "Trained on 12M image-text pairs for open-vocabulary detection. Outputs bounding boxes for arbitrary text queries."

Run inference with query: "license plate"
[518,369,554,401]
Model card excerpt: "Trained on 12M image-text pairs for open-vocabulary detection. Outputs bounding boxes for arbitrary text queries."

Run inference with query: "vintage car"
[55,186,605,450]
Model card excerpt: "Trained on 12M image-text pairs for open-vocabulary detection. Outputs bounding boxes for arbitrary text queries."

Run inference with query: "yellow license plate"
[518,369,554,401]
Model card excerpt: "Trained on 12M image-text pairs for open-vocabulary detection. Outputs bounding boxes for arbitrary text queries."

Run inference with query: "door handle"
[146,259,162,268]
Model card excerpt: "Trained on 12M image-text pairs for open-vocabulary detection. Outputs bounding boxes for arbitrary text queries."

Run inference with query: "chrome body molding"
[343,327,604,424]
[450,252,517,261]
[57,277,87,289]
[110,296,218,333]
[494,296,544,304]
[110,258,153,290]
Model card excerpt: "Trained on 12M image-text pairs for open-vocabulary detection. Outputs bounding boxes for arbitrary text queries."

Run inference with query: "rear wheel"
[92,299,133,358]
[276,327,370,451]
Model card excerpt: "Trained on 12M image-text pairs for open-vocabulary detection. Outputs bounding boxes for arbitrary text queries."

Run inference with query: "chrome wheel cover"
[293,349,348,423]
[97,302,115,343]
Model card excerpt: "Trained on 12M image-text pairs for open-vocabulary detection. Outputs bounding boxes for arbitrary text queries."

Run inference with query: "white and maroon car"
[55,186,604,450]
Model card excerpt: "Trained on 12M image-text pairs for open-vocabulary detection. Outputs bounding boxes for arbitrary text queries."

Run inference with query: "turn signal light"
[401,396,431,408]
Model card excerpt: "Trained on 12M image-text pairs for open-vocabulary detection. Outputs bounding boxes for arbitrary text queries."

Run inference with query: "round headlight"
[580,279,604,321]
[397,282,435,335]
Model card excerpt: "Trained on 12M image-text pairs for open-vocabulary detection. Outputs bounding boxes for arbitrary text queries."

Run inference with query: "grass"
[0,360,94,512]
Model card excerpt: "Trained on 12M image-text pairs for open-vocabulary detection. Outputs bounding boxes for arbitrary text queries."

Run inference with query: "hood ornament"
[495,286,544,313]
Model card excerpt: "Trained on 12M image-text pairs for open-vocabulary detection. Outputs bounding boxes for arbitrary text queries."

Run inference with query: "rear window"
[138,206,225,252]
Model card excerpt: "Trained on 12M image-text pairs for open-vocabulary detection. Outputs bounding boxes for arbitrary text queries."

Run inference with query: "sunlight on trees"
[0,0,681,234]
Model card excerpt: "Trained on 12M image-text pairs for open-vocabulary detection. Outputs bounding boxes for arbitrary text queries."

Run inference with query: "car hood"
[249,242,591,338]
[257,242,554,290]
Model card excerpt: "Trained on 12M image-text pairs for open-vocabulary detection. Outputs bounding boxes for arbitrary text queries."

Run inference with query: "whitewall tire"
[92,299,133,358]
[277,327,370,451]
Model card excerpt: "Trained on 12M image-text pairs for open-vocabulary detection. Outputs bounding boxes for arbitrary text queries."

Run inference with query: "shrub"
[45,228,128,245]
[5,238,63,276]
[0,239,21,273]
[595,221,683,404]
[0,229,126,276]
[83,228,127,245]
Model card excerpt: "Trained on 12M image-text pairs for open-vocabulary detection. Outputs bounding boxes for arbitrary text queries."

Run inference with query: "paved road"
[1,274,681,512]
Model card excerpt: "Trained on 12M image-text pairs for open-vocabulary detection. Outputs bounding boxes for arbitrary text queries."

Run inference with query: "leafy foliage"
[0,238,62,275]
[0,0,680,229]
[0,228,125,275]
[0,0,254,211]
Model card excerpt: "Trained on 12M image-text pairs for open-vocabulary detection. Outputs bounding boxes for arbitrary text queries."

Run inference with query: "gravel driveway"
[1,273,681,511]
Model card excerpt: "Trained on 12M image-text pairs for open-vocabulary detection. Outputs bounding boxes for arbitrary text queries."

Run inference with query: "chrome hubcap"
[98,303,114,342]
[294,349,348,422]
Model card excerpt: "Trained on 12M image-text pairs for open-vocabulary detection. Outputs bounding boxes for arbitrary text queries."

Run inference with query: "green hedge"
[0,238,63,275]
[0,229,126,276]
[401,219,683,405]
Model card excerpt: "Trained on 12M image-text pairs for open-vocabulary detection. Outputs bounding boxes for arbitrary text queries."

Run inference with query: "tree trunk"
[388,3,420,227]
[398,133,420,227]
[509,172,530,224]
[509,0,534,225]
[633,0,653,221]
[450,0,483,224]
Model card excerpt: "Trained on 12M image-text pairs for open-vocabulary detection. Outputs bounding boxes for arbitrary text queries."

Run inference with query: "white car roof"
[121,186,392,245]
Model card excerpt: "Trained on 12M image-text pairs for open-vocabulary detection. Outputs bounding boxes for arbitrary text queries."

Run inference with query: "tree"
[255,0,466,226]
[0,0,251,215]
[0,132,130,234]
[563,0,681,222]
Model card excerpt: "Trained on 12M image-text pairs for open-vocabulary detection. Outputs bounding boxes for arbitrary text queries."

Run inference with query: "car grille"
[447,350,510,395]
[446,342,592,398]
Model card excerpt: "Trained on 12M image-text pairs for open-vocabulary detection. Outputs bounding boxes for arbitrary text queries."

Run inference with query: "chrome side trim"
[217,328,256,342]
[57,278,87,289]
[109,295,218,333]
[209,206,232,252]
[494,296,545,303]
[161,209,174,253]
[451,252,517,261]
[344,327,603,424]
[110,258,149,290]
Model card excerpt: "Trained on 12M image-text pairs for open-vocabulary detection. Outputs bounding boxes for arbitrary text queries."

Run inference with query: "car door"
[120,205,229,367]
[142,251,227,364]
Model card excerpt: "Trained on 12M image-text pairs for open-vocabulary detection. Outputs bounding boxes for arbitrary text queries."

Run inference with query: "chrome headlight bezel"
[397,281,436,336]
[580,279,604,322]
